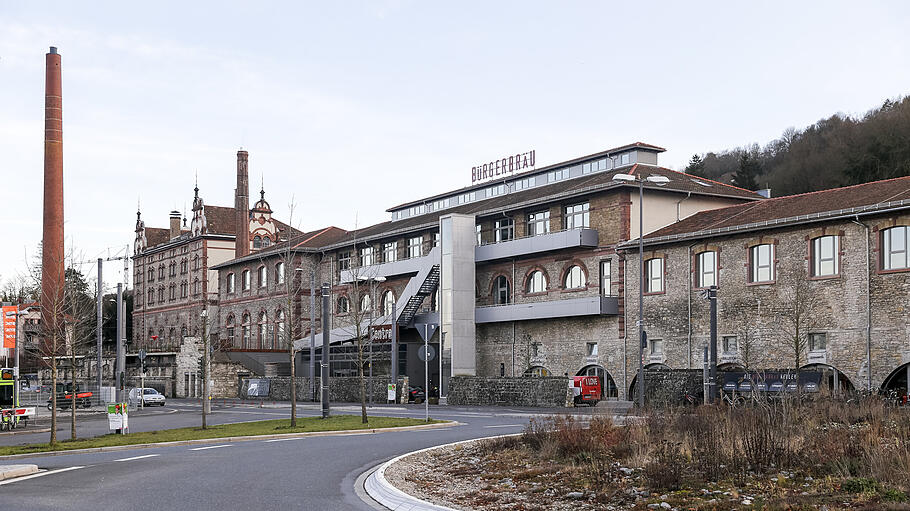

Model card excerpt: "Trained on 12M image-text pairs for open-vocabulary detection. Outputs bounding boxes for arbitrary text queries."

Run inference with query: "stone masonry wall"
[264,376,410,404]
[447,376,572,407]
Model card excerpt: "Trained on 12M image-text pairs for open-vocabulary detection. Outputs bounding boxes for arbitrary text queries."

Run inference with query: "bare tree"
[774,270,820,373]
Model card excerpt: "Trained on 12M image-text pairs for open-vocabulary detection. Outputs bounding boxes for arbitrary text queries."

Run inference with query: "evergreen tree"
[686,154,707,177]
[734,152,760,190]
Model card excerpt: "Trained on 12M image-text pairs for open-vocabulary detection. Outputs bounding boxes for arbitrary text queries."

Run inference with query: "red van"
[572,376,602,406]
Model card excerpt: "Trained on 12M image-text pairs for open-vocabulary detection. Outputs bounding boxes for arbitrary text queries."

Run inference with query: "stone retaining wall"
[642,369,705,407]
[447,376,573,407]
[254,376,410,404]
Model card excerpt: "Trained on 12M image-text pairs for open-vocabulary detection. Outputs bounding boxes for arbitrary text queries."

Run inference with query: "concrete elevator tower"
[42,46,65,333]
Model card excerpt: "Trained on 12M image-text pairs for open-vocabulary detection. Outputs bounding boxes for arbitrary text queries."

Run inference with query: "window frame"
[381,290,396,316]
[527,210,550,237]
[258,265,267,288]
[564,265,587,290]
[227,273,235,294]
[383,241,398,263]
[722,335,738,354]
[695,250,717,289]
[526,270,547,294]
[275,262,285,284]
[564,202,590,230]
[336,296,349,315]
[407,236,423,258]
[810,235,840,278]
[495,218,514,243]
[338,251,351,271]
[600,259,612,296]
[493,275,511,305]
[749,243,775,284]
[808,332,827,352]
[644,257,665,294]
[242,269,251,291]
[882,225,909,271]
[360,246,374,267]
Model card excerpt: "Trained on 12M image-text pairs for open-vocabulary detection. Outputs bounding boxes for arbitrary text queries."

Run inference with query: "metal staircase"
[394,246,440,327]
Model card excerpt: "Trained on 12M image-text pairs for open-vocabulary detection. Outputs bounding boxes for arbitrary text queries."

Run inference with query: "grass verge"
[0,415,444,456]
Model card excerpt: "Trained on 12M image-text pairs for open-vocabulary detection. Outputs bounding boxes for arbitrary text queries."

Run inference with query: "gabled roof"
[323,164,764,249]
[209,225,349,269]
[633,176,910,246]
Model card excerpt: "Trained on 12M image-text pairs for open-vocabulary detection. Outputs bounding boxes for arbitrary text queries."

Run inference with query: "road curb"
[0,420,461,461]
[0,464,39,481]
[364,434,518,511]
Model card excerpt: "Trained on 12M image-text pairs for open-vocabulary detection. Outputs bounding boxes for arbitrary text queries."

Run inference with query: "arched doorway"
[881,363,910,399]
[576,365,618,399]
[802,363,854,394]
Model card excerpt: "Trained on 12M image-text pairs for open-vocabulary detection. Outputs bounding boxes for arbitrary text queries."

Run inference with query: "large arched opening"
[801,363,855,394]
[577,365,618,399]
[881,363,910,399]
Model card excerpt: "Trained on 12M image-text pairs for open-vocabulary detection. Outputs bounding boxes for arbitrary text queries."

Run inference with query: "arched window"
[226,314,236,346]
[241,312,251,349]
[564,265,586,289]
[158,265,165,279]
[493,275,511,304]
[180,281,188,298]
[226,273,235,294]
[276,262,285,284]
[180,258,187,274]
[148,268,155,282]
[253,235,262,249]
[810,235,839,277]
[526,271,547,293]
[262,236,271,248]
[275,309,286,346]
[193,278,200,296]
[147,289,154,305]
[696,251,717,288]
[258,266,267,287]
[382,290,396,316]
[882,226,909,270]
[257,311,267,349]
[193,255,200,270]
[337,296,349,314]
[242,270,251,291]
[360,293,372,312]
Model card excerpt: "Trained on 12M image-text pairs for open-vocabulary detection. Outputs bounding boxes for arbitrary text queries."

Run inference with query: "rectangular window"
[586,342,598,357]
[750,244,774,283]
[565,202,590,229]
[433,232,440,247]
[431,198,451,211]
[360,247,374,266]
[620,153,631,165]
[808,332,827,352]
[600,259,612,296]
[476,224,482,246]
[547,169,567,183]
[650,338,663,355]
[383,242,398,263]
[645,258,664,293]
[883,226,909,270]
[408,236,422,258]
[486,184,505,197]
[696,251,717,288]
[242,270,251,291]
[338,251,351,271]
[458,191,476,204]
[812,236,839,276]
[258,266,267,287]
[227,274,235,294]
[495,218,514,242]
[515,177,534,191]
[527,211,550,236]
[722,335,737,354]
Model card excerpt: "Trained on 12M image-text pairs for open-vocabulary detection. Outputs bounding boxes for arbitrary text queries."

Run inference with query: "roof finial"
[194,171,199,198]
[260,174,265,200]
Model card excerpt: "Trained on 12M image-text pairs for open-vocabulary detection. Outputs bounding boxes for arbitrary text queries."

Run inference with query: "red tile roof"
[640,176,910,243]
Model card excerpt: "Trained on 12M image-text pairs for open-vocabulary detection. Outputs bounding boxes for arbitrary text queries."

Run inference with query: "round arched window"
[564,265,586,289]
[382,290,396,316]
[526,271,547,293]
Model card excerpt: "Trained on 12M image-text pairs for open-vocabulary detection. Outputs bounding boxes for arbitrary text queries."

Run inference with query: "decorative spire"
[260,174,265,200]
[194,171,199,199]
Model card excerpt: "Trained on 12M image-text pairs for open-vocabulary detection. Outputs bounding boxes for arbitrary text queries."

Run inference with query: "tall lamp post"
[612,172,670,408]
[358,275,386,407]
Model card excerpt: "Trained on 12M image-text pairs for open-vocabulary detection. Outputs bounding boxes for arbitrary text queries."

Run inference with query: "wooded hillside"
[685,96,910,196]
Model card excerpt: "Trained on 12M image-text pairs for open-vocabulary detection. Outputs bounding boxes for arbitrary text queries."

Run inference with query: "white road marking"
[114,454,160,462]
[189,444,232,451]
[483,424,522,428]
[263,437,305,443]
[0,466,84,485]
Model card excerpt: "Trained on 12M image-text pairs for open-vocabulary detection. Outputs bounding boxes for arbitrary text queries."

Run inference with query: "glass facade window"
[600,260,611,296]
[565,202,590,229]
[809,332,827,351]
[528,211,550,236]
[495,218,514,242]
[722,335,738,354]
[360,247,374,266]
[408,236,422,258]
[620,153,631,165]
[526,270,546,293]
[493,276,511,304]
[645,258,664,293]
[383,242,398,263]
[883,226,909,270]
[275,310,286,344]
[564,265,586,289]
[750,244,774,283]
[431,198,451,211]
[812,236,839,276]
[226,316,235,346]
[696,251,717,288]
[339,251,351,270]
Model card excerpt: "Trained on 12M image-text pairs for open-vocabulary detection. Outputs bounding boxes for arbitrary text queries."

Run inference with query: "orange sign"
[1,306,16,349]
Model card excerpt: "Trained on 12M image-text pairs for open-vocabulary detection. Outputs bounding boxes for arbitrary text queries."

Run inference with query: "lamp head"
[645,175,670,185]
[612,173,636,182]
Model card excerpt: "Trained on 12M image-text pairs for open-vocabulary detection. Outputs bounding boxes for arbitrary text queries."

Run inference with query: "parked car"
[408,386,426,404]
[129,387,166,407]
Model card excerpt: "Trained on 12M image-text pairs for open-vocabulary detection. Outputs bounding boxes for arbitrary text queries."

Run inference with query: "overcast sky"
[1,1,909,291]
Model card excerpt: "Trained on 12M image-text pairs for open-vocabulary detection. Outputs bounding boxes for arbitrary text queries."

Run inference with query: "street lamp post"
[612,172,670,408]
[358,275,385,407]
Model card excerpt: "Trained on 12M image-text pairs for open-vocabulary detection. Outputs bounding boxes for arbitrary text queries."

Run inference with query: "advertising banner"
[2,306,16,349]
[107,402,129,431]
[387,384,397,402]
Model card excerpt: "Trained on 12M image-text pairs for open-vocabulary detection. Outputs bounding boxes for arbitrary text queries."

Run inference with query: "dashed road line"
[114,454,160,462]
[0,466,84,485]
[263,437,305,443]
[189,444,232,451]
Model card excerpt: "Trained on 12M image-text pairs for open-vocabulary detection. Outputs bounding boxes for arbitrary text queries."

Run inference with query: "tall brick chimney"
[42,46,64,334]
[169,210,181,239]
[235,150,250,258]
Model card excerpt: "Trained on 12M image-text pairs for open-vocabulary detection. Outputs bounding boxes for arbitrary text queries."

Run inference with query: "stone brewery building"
[131,142,910,403]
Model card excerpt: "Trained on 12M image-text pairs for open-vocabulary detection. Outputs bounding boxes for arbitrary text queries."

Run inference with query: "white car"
[129,387,166,407]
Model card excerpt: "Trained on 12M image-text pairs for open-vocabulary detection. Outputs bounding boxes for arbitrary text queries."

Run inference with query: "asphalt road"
[0,399,597,510]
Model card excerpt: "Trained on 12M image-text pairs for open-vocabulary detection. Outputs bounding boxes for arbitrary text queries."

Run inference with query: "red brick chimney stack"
[42,46,64,333]
[235,150,250,258]
[169,210,182,239]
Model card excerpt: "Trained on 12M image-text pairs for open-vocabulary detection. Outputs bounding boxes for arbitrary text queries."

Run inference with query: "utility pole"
[96,258,103,399]
[708,285,718,404]
[115,283,124,402]
[201,308,209,428]
[309,271,316,402]
[390,302,397,404]
[321,283,330,419]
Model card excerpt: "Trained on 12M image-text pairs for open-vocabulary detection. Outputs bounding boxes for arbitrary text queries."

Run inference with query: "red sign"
[2,306,16,349]
[471,150,536,184]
